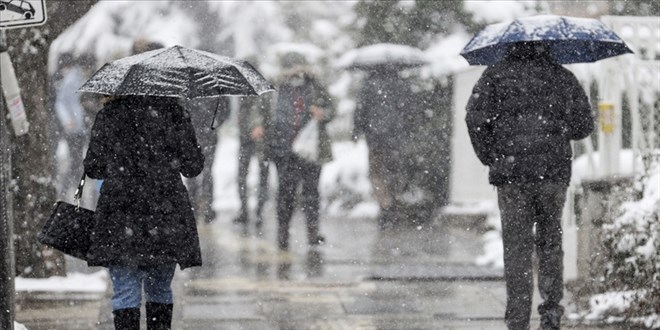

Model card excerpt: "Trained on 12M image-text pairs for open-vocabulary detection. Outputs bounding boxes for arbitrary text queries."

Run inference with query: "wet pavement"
[168,212,507,330]
[16,210,625,329]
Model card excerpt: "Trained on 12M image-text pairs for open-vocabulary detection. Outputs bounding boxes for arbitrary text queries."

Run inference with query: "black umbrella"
[79,45,274,127]
[79,45,273,98]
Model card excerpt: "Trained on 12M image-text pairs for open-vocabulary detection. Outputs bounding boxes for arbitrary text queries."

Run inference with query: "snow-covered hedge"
[587,153,660,328]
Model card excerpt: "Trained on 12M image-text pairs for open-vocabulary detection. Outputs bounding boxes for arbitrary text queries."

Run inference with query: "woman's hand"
[310,105,325,121]
[250,125,265,141]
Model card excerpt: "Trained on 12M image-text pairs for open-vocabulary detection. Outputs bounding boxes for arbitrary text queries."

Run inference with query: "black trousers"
[497,182,567,330]
[237,139,269,219]
[188,137,216,223]
[272,153,321,250]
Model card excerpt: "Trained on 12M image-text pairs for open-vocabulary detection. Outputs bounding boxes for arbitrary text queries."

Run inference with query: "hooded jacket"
[266,68,335,164]
[466,45,594,186]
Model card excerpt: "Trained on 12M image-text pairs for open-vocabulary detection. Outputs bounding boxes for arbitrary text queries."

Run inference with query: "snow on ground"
[15,270,107,293]
[572,149,643,184]
[212,131,378,219]
[14,322,28,330]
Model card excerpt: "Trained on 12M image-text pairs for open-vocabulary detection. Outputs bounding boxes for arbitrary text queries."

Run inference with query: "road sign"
[0,0,46,29]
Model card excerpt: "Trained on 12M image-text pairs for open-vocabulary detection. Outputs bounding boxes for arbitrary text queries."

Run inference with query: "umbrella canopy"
[336,43,429,71]
[78,45,274,98]
[460,15,633,65]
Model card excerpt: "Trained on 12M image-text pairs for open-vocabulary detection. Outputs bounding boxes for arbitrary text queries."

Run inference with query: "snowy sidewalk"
[14,137,630,329]
[16,211,627,329]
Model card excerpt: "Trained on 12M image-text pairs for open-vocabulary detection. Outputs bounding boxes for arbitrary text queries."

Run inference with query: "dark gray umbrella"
[78,45,274,98]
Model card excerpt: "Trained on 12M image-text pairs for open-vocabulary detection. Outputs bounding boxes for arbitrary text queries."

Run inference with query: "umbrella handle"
[73,172,86,210]
[210,99,220,130]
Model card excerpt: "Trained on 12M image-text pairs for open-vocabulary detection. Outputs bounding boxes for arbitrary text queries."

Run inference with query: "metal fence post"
[0,29,15,330]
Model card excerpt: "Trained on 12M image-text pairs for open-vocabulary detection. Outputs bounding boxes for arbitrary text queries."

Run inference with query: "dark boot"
[113,308,140,330]
[539,308,562,330]
[146,302,173,330]
[232,212,248,225]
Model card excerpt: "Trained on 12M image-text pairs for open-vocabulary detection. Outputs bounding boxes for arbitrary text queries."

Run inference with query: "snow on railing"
[597,16,659,176]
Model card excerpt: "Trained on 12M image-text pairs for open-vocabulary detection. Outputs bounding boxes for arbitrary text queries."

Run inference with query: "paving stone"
[15,211,630,329]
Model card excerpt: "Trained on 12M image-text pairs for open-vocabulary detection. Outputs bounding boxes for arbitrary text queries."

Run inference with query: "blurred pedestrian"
[352,65,413,228]
[53,52,89,201]
[233,92,271,227]
[465,42,594,330]
[266,53,335,251]
[184,97,230,223]
[84,95,205,330]
[131,37,166,54]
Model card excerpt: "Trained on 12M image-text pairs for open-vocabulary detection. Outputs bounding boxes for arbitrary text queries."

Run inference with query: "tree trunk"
[6,0,96,278]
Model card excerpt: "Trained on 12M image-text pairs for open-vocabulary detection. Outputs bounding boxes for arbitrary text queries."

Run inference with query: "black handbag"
[38,173,94,261]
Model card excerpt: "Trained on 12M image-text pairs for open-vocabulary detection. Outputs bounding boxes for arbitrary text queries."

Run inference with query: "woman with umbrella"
[84,95,204,329]
[79,45,273,330]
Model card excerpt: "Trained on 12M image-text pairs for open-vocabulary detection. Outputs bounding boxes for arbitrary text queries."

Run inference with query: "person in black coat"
[352,66,411,228]
[466,42,594,330]
[265,55,335,251]
[84,95,204,330]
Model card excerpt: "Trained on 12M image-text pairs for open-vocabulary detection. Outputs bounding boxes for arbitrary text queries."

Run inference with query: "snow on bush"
[14,322,28,330]
[588,154,660,328]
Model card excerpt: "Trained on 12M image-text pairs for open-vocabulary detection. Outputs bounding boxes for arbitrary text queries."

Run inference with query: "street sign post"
[0,29,15,330]
[1,1,47,327]
[0,0,46,29]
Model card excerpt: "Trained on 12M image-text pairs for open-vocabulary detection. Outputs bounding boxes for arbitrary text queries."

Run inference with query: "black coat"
[266,70,335,164]
[83,97,204,269]
[353,70,412,150]
[466,56,594,186]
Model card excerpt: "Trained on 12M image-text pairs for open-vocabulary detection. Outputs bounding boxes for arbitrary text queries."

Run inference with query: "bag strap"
[73,172,86,209]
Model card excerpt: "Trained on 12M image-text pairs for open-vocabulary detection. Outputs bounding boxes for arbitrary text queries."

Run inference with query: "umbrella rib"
[496,19,522,44]
[174,45,187,61]
[115,64,143,96]
[214,76,244,89]
[558,16,571,39]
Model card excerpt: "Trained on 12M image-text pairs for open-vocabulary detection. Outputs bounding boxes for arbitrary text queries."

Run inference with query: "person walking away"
[465,42,594,330]
[352,66,410,228]
[84,96,205,330]
[266,54,335,251]
[184,97,230,223]
[53,53,88,201]
[233,94,271,227]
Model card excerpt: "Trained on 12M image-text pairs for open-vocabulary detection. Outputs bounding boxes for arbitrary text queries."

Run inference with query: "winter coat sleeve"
[465,69,497,166]
[247,94,271,132]
[353,90,367,139]
[563,72,594,140]
[83,109,110,179]
[175,108,205,178]
[312,80,335,124]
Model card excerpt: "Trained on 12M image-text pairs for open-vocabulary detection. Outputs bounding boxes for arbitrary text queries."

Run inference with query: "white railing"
[598,16,659,176]
[564,16,659,280]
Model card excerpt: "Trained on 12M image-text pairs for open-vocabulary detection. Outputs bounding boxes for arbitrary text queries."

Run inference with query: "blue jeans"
[109,265,176,310]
